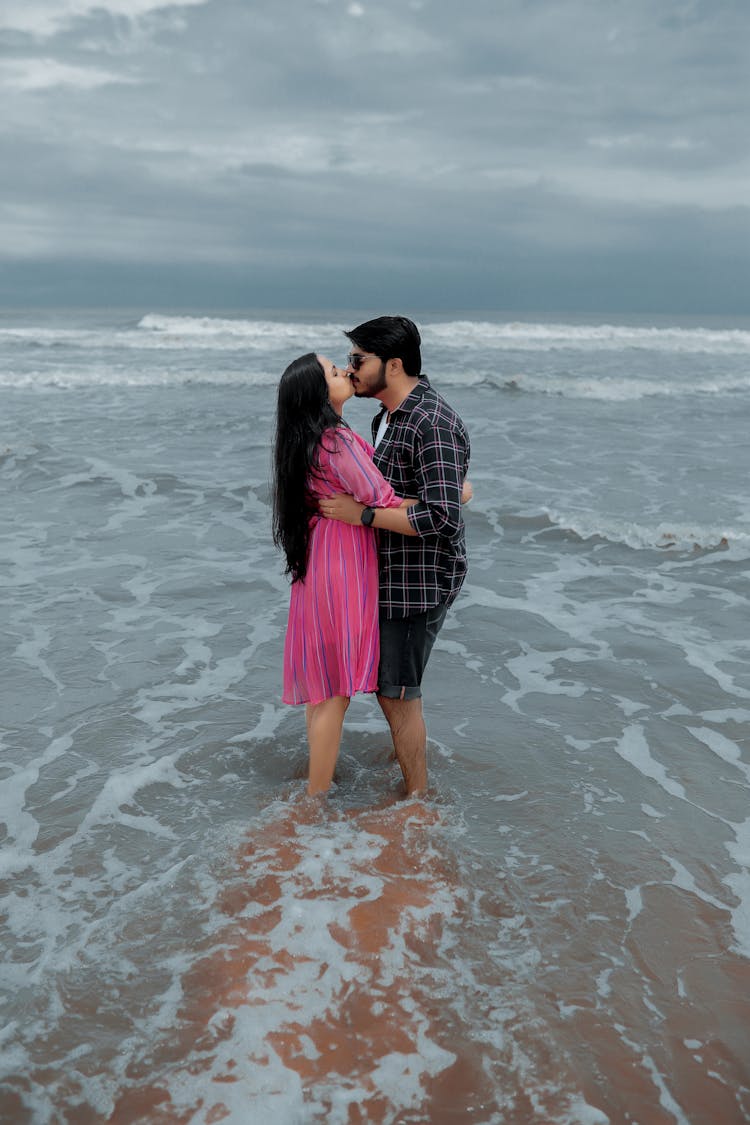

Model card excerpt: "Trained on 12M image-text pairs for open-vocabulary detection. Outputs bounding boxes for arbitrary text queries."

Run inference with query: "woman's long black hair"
[272,353,344,583]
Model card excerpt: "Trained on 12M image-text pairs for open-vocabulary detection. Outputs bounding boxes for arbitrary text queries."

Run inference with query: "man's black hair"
[345,315,423,378]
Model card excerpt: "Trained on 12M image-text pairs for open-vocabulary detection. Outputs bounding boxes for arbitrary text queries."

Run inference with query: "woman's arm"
[318,494,419,535]
[320,484,471,527]
[322,428,402,509]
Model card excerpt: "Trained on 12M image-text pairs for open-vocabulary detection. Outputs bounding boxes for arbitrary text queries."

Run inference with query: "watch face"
[361,506,375,526]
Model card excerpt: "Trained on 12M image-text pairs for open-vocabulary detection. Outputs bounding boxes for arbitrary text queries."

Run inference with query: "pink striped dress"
[282,427,402,706]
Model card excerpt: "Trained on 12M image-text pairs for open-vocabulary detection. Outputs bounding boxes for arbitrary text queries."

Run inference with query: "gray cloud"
[1,0,748,311]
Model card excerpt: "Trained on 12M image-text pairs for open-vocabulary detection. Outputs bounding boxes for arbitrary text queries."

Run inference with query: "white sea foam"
[14,623,62,690]
[7,361,749,396]
[425,319,750,355]
[0,733,73,878]
[555,1096,610,1124]
[723,817,750,959]
[662,853,728,914]
[152,806,472,1122]
[3,311,750,397]
[638,1051,692,1125]
[229,702,290,743]
[686,729,750,958]
[132,608,279,727]
[687,727,750,781]
[700,708,750,724]
[497,370,750,399]
[138,312,345,347]
[614,725,687,801]
[0,315,347,356]
[540,508,748,555]
[1,312,749,358]
[134,315,750,356]
[0,365,276,389]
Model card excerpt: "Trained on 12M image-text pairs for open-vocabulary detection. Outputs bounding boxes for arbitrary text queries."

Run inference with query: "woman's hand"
[318,494,363,525]
[461,478,474,504]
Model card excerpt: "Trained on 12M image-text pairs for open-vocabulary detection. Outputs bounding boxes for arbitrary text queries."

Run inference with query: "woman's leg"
[305,695,350,795]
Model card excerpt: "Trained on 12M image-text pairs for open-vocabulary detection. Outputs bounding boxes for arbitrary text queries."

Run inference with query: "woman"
[272,353,408,795]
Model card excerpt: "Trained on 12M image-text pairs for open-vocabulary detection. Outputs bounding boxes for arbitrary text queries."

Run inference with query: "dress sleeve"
[322,429,402,509]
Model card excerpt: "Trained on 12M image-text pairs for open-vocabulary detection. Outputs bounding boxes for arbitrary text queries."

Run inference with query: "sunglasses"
[347,352,378,372]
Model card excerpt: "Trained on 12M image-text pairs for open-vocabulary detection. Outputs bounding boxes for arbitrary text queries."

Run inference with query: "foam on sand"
[106,797,601,1124]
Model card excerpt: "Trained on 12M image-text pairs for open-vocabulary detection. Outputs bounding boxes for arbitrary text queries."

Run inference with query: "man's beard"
[354,359,387,397]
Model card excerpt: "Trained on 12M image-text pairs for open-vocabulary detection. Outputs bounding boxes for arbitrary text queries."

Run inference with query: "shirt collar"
[378,376,431,422]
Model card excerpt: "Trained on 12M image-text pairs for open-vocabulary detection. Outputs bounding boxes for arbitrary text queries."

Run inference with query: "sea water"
[1,308,749,1123]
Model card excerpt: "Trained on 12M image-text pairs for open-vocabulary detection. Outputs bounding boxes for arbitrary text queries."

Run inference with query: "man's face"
[346,350,388,398]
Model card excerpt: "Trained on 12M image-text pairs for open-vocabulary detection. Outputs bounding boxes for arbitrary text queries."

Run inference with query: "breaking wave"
[515,509,749,556]
[2,314,749,356]
[496,371,750,400]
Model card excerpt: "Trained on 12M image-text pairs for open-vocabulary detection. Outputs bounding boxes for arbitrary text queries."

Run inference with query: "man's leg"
[377,603,448,796]
[305,696,349,795]
[377,695,427,794]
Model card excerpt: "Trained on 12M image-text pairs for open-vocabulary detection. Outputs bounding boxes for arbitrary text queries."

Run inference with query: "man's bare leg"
[377,695,427,795]
[305,696,349,795]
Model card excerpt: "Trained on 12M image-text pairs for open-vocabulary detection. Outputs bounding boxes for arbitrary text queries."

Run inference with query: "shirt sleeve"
[406,416,468,538]
[323,428,402,509]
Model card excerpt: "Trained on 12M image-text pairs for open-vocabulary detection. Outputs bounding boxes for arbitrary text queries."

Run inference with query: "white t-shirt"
[374,412,389,449]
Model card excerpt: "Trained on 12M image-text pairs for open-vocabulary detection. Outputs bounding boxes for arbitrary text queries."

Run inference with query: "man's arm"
[404,416,468,539]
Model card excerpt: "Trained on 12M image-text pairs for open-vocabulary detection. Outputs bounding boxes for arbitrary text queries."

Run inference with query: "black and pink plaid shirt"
[371,378,470,618]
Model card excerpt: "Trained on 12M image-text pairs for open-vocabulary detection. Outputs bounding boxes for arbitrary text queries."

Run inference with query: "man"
[318,316,470,795]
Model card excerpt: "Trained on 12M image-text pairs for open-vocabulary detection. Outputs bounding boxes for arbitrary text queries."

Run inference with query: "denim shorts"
[378,602,449,701]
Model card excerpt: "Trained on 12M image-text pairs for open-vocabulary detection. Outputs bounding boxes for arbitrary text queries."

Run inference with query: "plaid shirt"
[371,378,470,618]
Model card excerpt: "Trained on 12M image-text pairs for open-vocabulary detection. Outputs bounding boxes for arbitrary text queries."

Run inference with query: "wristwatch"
[360,506,377,527]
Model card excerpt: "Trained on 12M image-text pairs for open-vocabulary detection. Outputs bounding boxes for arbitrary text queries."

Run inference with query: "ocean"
[1,308,749,1124]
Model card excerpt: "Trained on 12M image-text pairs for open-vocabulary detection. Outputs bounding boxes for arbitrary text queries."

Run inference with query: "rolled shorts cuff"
[377,682,424,701]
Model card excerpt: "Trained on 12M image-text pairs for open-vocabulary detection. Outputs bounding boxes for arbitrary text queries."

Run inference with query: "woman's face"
[318,354,354,413]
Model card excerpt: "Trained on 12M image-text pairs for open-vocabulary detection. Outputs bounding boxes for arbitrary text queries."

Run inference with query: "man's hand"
[318,493,364,525]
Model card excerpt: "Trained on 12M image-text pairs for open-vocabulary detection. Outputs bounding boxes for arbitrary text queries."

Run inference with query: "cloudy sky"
[1,0,748,312]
